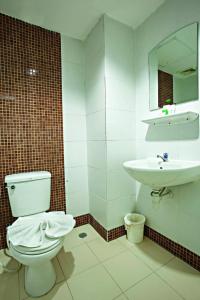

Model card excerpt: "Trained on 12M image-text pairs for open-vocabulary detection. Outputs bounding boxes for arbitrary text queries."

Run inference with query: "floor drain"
[78,232,87,239]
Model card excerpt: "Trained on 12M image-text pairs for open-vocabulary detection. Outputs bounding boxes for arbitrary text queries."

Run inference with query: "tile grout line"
[154,270,186,300]
[86,240,127,264]
[121,241,176,273]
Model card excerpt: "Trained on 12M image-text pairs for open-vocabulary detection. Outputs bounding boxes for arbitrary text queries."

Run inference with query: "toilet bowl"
[8,236,64,297]
[5,171,75,297]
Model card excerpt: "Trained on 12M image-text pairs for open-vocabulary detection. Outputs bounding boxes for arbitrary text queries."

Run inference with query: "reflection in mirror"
[149,23,198,111]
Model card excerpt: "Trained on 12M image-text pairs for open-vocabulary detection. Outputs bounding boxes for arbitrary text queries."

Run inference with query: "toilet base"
[25,260,56,297]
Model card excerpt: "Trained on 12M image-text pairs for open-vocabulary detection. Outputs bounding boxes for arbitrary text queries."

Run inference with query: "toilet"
[5,171,75,298]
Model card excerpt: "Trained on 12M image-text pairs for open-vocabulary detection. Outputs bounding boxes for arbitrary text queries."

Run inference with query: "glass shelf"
[142,111,199,126]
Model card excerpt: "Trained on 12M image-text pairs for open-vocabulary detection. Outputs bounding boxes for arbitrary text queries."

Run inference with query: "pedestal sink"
[123,158,200,189]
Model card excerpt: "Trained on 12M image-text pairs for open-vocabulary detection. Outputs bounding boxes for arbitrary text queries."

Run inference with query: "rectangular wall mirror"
[149,23,198,111]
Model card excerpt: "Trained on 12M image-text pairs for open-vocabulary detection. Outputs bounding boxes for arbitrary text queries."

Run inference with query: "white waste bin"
[124,213,145,243]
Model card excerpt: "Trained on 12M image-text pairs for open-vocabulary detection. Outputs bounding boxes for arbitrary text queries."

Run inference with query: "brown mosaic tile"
[74,214,90,227]
[89,214,108,241]
[144,225,200,272]
[158,69,173,108]
[0,13,65,249]
[108,225,126,241]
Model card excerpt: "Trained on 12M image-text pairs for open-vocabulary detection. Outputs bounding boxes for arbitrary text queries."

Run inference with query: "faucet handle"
[163,153,168,160]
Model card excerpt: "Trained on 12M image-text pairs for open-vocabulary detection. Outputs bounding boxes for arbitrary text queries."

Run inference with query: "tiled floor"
[1,224,200,300]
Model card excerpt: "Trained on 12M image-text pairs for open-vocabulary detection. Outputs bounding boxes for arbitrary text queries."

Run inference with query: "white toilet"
[5,171,75,298]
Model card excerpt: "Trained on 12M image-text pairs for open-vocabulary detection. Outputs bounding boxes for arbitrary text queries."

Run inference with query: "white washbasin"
[123,158,200,189]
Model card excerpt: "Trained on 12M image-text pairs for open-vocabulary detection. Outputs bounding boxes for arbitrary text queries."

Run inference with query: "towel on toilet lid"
[7,211,76,248]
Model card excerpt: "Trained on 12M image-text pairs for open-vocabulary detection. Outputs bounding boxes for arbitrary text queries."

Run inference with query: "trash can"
[124,213,145,243]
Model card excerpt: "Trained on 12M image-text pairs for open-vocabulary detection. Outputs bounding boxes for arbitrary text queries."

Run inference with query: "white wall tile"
[136,184,179,242]
[106,110,135,140]
[65,166,88,195]
[89,192,107,228]
[64,141,87,168]
[106,77,135,111]
[62,62,84,85]
[87,110,105,141]
[85,51,105,84]
[107,194,136,229]
[88,167,107,199]
[107,141,136,171]
[86,78,105,114]
[84,18,104,60]
[107,168,136,201]
[87,141,106,169]
[62,34,90,218]
[62,81,86,115]
[67,190,89,217]
[62,35,84,65]
[133,0,200,254]
[63,114,87,142]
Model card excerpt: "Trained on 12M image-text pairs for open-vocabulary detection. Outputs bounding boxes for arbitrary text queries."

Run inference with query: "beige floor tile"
[125,273,183,300]
[68,264,121,300]
[58,243,99,279]
[62,228,84,250]
[87,237,126,262]
[103,250,152,291]
[76,224,100,242]
[0,271,19,300]
[26,282,73,300]
[118,236,174,270]
[53,257,65,283]
[157,257,200,300]
[0,251,20,274]
[19,258,65,300]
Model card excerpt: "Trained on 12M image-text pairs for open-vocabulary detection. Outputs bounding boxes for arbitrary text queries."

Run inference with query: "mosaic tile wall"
[158,69,173,108]
[0,13,65,249]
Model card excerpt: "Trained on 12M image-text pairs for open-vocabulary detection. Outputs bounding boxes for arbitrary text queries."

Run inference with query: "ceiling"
[0,0,165,40]
[157,23,198,78]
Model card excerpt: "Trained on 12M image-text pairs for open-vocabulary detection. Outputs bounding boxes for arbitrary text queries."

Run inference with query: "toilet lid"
[10,236,62,255]
[7,211,70,254]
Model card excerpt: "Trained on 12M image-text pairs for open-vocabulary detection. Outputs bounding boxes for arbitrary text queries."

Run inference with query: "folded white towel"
[7,211,75,248]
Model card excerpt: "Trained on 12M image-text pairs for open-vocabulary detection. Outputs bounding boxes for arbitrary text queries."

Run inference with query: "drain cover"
[78,232,87,239]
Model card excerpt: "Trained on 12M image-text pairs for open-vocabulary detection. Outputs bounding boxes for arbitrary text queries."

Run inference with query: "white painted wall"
[134,0,200,255]
[61,35,89,217]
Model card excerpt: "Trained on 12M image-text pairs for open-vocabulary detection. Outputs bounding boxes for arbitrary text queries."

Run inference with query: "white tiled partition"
[85,16,136,230]
[61,36,89,217]
[104,16,136,229]
[84,18,107,227]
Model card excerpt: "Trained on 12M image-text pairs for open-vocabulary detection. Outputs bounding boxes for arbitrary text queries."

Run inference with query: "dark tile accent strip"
[89,214,108,241]
[108,225,126,241]
[144,225,200,272]
[74,214,90,227]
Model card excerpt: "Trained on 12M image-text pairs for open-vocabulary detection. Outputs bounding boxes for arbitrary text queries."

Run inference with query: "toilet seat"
[10,237,62,255]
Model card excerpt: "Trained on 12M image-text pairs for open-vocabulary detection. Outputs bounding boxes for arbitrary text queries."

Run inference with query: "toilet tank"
[5,171,51,217]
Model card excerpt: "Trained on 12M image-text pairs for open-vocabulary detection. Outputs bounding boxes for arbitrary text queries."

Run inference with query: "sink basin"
[123,158,200,189]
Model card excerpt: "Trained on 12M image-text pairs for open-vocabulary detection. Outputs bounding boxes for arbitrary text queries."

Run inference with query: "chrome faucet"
[157,153,168,162]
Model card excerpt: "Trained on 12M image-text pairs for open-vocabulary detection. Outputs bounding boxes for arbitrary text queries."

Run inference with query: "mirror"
[149,23,198,111]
